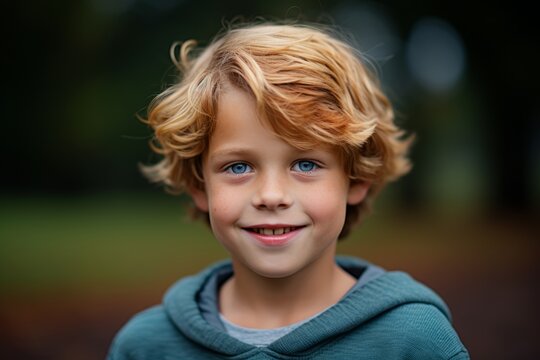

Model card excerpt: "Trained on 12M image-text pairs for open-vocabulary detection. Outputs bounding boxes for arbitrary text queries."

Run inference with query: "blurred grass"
[0,193,227,293]
[1,192,536,295]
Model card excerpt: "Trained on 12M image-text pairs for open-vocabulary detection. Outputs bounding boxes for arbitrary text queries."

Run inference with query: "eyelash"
[292,160,319,173]
[224,160,320,175]
[225,162,253,175]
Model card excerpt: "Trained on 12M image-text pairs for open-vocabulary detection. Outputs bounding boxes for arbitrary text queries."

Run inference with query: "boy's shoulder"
[313,258,470,359]
[364,301,469,359]
[107,305,179,359]
[107,303,227,360]
[107,262,233,360]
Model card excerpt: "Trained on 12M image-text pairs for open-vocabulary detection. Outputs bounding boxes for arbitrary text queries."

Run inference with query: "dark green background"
[2,1,538,359]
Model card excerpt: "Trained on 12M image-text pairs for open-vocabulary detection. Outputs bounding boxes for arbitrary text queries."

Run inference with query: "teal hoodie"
[108,257,469,359]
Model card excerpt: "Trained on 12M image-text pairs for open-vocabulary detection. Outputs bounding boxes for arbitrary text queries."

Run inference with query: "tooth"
[274,228,284,235]
[262,228,272,235]
[284,227,290,233]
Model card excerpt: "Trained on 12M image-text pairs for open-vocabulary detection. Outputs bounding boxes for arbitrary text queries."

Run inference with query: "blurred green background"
[2,1,539,359]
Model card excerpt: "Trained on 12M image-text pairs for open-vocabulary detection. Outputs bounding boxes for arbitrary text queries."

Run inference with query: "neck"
[219,253,356,329]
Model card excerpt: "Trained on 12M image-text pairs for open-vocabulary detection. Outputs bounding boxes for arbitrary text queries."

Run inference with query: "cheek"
[207,186,243,225]
[302,187,348,228]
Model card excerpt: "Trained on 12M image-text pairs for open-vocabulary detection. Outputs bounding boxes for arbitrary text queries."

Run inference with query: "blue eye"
[293,160,317,172]
[226,163,252,174]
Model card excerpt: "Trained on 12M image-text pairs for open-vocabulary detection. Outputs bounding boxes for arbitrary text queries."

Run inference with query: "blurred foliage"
[4,0,539,214]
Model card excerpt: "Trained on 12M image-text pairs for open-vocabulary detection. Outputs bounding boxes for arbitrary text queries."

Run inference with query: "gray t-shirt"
[197,262,385,347]
[219,311,322,347]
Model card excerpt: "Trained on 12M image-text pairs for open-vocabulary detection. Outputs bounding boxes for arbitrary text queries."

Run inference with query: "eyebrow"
[210,147,327,160]
[209,148,255,159]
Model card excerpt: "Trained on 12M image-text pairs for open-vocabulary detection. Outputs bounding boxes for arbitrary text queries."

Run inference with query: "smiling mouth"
[244,226,302,235]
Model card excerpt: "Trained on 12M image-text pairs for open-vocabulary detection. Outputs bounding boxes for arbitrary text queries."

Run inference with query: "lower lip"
[246,228,303,247]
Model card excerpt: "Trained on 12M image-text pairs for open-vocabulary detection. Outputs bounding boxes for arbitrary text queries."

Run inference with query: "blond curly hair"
[142,23,413,239]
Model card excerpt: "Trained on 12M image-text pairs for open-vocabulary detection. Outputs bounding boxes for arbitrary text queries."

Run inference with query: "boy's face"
[191,85,369,279]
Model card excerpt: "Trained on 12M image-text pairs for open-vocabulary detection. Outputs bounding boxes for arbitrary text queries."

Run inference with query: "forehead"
[212,83,330,147]
[209,85,281,152]
[206,85,344,163]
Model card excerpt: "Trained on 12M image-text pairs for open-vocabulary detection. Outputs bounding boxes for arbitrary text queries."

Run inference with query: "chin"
[256,269,297,279]
[227,251,299,279]
[248,261,301,279]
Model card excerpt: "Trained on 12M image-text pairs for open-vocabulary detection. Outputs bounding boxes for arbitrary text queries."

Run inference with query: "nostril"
[251,175,293,210]
[252,192,293,210]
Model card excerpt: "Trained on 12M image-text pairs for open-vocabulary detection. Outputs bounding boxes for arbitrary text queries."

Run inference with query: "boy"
[108,23,469,359]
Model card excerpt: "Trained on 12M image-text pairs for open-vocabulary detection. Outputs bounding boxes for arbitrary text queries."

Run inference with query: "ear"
[347,181,371,205]
[189,186,209,212]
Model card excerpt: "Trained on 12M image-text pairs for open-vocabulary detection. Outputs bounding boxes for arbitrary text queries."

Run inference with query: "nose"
[252,172,293,210]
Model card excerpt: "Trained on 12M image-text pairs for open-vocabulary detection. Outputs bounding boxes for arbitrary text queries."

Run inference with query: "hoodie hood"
[163,256,451,357]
